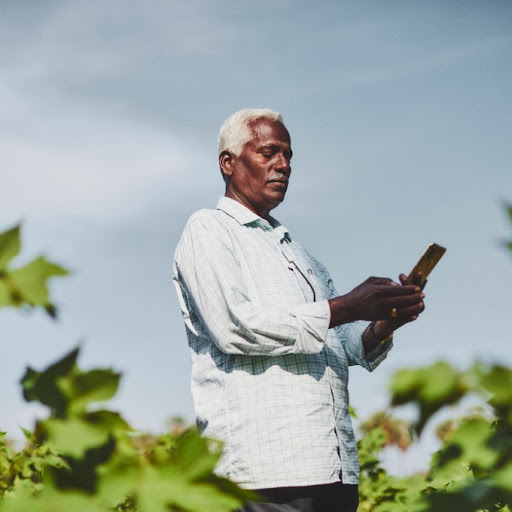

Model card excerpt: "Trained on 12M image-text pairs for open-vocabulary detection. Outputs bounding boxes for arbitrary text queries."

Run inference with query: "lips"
[268,178,288,185]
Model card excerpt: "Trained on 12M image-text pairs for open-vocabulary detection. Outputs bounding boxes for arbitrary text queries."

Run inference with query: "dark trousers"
[240,482,359,512]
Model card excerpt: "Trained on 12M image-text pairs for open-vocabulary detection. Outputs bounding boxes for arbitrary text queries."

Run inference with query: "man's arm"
[329,275,425,356]
[328,276,424,329]
[174,214,331,356]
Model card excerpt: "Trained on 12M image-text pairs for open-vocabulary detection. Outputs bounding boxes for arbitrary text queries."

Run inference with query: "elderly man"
[173,109,425,512]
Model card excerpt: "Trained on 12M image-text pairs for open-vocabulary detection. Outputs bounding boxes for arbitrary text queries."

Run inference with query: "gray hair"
[218,108,284,156]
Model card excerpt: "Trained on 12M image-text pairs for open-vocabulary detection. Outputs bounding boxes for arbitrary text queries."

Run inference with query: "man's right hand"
[328,276,424,328]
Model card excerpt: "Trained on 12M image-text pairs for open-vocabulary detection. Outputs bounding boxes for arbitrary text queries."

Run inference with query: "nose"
[275,153,291,176]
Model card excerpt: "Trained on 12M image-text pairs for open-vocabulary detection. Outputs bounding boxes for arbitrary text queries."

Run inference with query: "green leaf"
[134,465,250,512]
[174,430,221,479]
[391,362,467,434]
[435,418,499,475]
[480,365,512,406]
[50,436,116,493]
[0,279,10,307]
[58,369,122,414]
[492,461,512,491]
[20,348,79,415]
[0,483,107,512]
[9,256,68,308]
[0,224,21,270]
[41,417,111,459]
[85,410,131,435]
[20,426,34,442]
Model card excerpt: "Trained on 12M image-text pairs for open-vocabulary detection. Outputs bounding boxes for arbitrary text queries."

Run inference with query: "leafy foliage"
[2,207,512,510]
[359,412,412,451]
[357,362,512,511]
[357,206,512,511]
[0,224,67,317]
[1,348,254,511]
[0,224,253,511]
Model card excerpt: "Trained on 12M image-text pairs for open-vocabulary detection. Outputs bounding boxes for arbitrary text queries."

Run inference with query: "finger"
[399,273,411,285]
[391,314,418,327]
[368,277,395,286]
[377,284,422,296]
[385,294,425,309]
[394,301,425,318]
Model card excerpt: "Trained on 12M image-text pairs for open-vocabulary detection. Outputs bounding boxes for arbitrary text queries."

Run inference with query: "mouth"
[268,179,288,185]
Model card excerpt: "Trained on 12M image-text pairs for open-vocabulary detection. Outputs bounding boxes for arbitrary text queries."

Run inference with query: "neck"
[224,189,271,220]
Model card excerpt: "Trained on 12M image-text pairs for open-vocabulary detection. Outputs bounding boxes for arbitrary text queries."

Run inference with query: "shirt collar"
[216,197,291,242]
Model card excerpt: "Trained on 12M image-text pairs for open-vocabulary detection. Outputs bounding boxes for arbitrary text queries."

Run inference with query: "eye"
[259,147,276,158]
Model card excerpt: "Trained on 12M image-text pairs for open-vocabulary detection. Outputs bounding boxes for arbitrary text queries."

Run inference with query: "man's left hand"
[372,272,426,340]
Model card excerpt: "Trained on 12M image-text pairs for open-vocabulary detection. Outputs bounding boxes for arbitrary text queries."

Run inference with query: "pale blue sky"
[1,0,511,474]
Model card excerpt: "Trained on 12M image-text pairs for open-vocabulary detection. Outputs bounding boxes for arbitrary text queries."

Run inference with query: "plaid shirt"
[173,197,392,489]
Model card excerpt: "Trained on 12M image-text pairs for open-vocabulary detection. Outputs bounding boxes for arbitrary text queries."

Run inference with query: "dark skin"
[219,118,425,352]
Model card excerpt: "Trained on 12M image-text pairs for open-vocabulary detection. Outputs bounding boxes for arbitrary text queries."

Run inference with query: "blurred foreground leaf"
[0,224,67,316]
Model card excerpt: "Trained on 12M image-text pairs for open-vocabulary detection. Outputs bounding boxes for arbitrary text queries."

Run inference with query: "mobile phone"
[407,243,446,286]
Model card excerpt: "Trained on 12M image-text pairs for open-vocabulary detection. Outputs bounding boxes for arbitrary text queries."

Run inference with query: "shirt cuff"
[339,320,393,371]
[292,300,331,354]
[364,335,393,371]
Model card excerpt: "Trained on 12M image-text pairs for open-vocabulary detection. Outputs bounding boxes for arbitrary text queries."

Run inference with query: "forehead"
[247,118,291,147]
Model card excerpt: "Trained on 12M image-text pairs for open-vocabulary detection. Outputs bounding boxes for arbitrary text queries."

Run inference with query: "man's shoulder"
[176,207,235,251]
[182,207,230,233]
[174,207,238,266]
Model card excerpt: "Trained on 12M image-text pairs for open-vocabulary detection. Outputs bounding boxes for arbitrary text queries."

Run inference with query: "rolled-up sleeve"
[334,321,393,371]
[312,256,393,371]
[173,215,330,356]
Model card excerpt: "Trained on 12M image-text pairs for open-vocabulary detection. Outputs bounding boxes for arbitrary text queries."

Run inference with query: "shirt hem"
[234,474,359,490]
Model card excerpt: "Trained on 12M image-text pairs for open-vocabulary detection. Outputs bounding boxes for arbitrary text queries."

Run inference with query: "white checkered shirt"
[173,197,392,489]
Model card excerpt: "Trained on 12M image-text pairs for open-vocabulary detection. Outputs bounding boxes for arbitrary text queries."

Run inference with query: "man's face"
[221,118,292,219]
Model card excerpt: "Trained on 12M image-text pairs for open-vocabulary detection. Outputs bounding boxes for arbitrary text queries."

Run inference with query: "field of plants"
[1,210,511,511]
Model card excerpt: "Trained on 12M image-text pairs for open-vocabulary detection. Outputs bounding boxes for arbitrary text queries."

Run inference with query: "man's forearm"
[329,293,395,356]
[328,296,356,328]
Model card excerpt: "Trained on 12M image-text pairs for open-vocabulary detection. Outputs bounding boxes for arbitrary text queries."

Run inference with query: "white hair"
[218,108,284,156]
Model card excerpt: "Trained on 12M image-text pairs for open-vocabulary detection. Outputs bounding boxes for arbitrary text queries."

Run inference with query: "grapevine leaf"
[9,256,68,308]
[391,362,466,434]
[0,225,21,270]
[85,410,131,435]
[0,483,107,511]
[0,280,10,307]
[492,461,512,491]
[57,369,122,414]
[479,365,512,406]
[20,348,79,416]
[174,430,221,479]
[135,465,249,512]
[41,417,111,459]
[20,427,34,441]
[434,418,499,476]
[50,436,115,493]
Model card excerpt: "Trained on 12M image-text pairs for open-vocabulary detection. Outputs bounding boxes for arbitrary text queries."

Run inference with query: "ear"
[219,150,235,180]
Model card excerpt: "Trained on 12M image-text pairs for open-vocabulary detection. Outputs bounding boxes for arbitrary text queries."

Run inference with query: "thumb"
[399,273,409,285]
